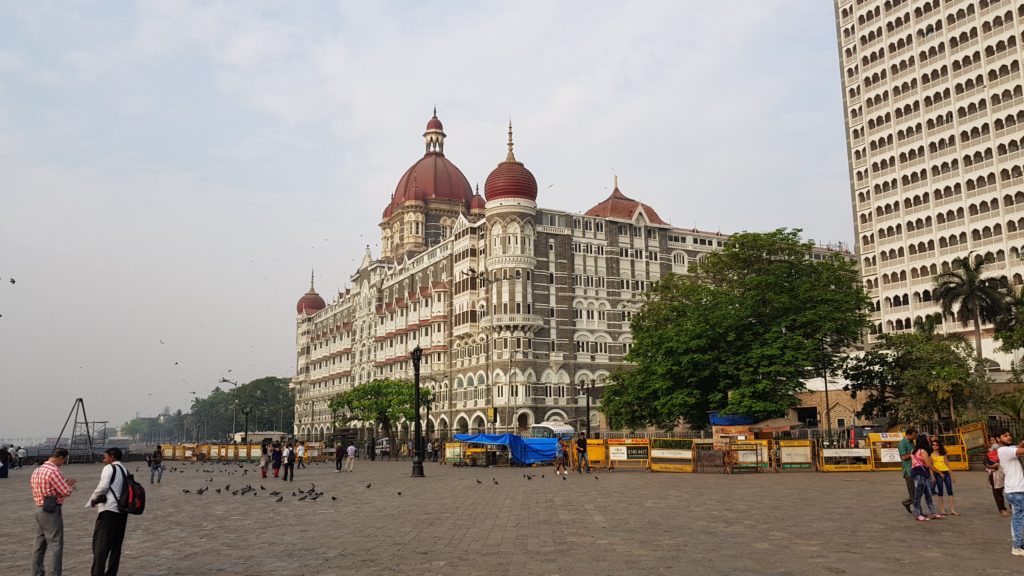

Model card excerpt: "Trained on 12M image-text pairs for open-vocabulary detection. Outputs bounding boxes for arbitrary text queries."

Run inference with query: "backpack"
[113,464,146,515]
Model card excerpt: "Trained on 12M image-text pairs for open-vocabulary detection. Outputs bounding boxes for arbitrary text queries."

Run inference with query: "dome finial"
[310,269,315,290]
[433,105,437,118]
[506,120,516,163]
[614,174,619,190]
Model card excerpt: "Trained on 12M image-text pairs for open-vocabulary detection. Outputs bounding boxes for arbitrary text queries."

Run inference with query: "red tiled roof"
[584,186,667,225]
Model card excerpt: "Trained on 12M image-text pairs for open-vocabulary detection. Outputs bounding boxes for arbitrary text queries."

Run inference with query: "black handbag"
[42,495,58,513]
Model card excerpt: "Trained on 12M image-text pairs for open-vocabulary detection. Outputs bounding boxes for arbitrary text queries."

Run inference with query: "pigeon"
[309,494,320,501]
[182,489,191,494]
[225,485,230,491]
[269,491,280,496]
[231,490,239,495]
[275,496,283,502]
[541,475,545,478]
[297,494,307,501]
[397,492,402,496]
[562,476,567,481]
[331,496,337,501]
[492,479,499,485]
[260,485,266,491]
[595,476,599,480]
[365,483,371,489]
[476,479,482,484]
[292,492,297,497]
[215,489,221,494]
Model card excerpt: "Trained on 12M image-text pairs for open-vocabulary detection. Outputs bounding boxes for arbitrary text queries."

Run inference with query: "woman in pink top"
[911,435,943,521]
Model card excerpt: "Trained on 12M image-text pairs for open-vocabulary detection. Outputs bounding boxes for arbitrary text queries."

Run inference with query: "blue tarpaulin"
[453,433,558,465]
[708,411,756,426]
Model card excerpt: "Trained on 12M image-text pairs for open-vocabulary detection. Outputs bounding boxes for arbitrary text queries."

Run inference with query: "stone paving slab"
[1,459,1022,575]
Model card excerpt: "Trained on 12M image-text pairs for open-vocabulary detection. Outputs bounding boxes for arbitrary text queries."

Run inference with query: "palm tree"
[913,312,944,339]
[934,252,1010,365]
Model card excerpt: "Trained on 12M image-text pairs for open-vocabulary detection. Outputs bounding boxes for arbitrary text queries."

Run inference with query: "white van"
[375,438,391,459]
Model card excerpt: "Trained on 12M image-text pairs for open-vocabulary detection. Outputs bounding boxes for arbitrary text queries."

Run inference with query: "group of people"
[554,432,591,475]
[257,441,306,481]
[334,443,357,472]
[898,426,1024,556]
[30,447,132,576]
[1,445,27,478]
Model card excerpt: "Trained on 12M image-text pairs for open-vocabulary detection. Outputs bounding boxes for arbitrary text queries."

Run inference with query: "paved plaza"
[2,459,1022,575]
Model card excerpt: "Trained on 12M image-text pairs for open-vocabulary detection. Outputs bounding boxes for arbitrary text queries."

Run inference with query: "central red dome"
[383,112,473,219]
[385,154,473,217]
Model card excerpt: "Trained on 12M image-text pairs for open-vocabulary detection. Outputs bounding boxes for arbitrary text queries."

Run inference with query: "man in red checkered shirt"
[30,448,77,576]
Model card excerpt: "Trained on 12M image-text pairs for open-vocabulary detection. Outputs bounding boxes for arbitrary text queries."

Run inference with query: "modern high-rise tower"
[835,0,1024,367]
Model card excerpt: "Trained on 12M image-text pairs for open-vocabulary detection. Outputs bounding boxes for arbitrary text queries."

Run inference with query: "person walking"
[555,439,568,475]
[426,441,433,463]
[987,436,1011,517]
[898,427,917,514]
[30,448,77,576]
[271,444,282,479]
[994,427,1024,555]
[148,446,163,485]
[575,432,590,474]
[297,442,306,469]
[335,444,345,473]
[17,446,27,468]
[282,443,295,482]
[258,445,269,479]
[88,447,129,576]
[930,437,958,516]
[344,443,356,472]
[910,435,941,521]
[0,445,11,479]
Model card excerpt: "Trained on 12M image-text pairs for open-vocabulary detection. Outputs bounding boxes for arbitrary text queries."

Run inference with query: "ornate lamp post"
[411,345,425,478]
[219,377,239,440]
[577,379,593,437]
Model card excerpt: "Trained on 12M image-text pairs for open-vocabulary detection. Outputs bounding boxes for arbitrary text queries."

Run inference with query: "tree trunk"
[973,311,984,368]
[949,394,956,427]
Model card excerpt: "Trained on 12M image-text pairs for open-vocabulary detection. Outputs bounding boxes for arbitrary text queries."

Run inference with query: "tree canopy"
[602,229,870,430]
[328,379,431,446]
[842,333,987,427]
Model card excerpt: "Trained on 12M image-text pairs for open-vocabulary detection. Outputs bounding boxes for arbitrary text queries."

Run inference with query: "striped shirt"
[30,461,73,506]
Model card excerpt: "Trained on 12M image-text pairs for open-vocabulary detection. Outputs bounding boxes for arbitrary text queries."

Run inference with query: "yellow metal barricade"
[585,439,608,470]
[730,439,771,472]
[445,442,466,465]
[649,438,694,473]
[607,438,650,471]
[819,439,873,472]
[958,422,989,457]
[868,432,905,472]
[777,439,814,471]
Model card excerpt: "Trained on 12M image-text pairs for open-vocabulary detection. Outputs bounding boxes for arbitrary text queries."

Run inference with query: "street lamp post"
[241,406,251,445]
[578,380,593,437]
[219,377,239,440]
[410,345,425,478]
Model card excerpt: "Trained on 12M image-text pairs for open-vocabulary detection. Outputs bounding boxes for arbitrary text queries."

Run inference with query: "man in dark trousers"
[576,432,590,474]
[898,428,917,514]
[88,447,128,576]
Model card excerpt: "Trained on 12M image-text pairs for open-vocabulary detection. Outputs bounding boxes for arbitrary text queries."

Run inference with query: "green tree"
[842,333,985,427]
[934,252,1009,364]
[602,229,870,430]
[328,379,431,452]
[995,288,1024,354]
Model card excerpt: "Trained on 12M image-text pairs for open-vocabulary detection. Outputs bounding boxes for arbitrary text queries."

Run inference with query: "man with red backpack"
[88,448,129,576]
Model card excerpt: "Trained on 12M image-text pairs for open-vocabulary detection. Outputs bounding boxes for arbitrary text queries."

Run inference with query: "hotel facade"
[289,113,738,441]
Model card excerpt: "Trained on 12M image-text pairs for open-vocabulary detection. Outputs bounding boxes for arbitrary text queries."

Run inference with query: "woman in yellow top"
[931,438,959,516]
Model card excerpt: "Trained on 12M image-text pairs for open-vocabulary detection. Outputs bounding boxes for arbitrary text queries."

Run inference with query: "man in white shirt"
[88,448,128,575]
[995,427,1024,556]
[296,442,306,469]
[345,443,356,471]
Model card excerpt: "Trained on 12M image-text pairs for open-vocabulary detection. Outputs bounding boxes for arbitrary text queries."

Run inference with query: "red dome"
[485,161,537,202]
[386,153,473,215]
[426,115,443,131]
[296,289,326,315]
[584,183,667,225]
[470,191,486,211]
[484,124,537,202]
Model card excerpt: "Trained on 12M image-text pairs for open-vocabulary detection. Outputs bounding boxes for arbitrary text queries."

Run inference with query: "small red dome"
[426,115,443,131]
[296,289,326,315]
[484,123,537,202]
[470,191,486,211]
[485,161,537,202]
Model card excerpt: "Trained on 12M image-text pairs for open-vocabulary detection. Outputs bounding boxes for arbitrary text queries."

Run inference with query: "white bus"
[528,422,575,440]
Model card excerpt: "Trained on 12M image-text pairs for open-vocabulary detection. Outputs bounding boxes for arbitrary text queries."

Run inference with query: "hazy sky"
[0,1,851,440]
